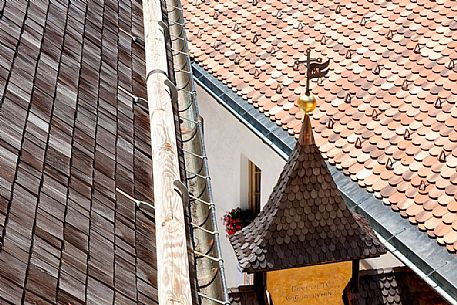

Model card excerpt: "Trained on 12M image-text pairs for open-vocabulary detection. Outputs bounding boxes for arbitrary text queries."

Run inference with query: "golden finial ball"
[297,93,316,114]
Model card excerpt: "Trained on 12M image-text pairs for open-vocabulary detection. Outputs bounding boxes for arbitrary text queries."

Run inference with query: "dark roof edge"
[191,61,457,305]
[333,165,457,304]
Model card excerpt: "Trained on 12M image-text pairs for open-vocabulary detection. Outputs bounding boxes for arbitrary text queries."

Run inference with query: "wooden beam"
[254,273,267,305]
[142,1,192,304]
[350,259,360,293]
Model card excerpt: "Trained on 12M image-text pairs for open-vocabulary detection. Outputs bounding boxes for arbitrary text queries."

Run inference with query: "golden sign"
[267,262,352,305]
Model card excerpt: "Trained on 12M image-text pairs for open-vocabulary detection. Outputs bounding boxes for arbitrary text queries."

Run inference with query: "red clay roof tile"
[184,0,457,253]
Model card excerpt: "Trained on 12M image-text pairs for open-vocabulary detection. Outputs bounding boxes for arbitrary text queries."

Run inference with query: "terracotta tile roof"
[0,0,158,304]
[229,115,385,273]
[346,269,448,305]
[183,0,457,253]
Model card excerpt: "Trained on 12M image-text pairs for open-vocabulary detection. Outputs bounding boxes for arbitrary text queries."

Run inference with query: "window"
[248,161,261,215]
[243,161,262,285]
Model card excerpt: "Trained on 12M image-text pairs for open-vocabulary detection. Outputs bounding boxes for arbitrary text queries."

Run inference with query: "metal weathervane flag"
[303,48,330,95]
[308,58,330,80]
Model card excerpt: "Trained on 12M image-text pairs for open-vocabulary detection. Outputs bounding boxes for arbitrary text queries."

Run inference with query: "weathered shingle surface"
[347,269,448,305]
[183,0,457,253]
[229,116,385,273]
[0,0,157,304]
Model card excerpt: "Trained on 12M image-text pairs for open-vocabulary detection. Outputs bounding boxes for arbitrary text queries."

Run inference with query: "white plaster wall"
[196,84,286,288]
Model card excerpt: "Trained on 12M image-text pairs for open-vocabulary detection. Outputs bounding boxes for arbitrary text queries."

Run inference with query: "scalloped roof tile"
[229,115,385,273]
[183,0,457,253]
[347,269,448,305]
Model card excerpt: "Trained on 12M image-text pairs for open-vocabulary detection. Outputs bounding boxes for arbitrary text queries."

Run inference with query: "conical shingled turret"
[229,115,386,273]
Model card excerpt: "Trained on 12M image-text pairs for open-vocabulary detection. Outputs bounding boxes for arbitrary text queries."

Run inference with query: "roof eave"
[239,254,385,274]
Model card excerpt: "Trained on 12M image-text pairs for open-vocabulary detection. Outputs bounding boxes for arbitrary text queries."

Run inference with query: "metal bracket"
[173,180,189,205]
[116,188,155,214]
[132,96,149,111]
[145,69,168,83]
[198,292,230,305]
[132,36,145,47]
[164,78,178,104]
[158,20,170,43]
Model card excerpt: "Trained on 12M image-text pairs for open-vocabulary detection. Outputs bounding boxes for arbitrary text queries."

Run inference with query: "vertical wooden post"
[254,272,267,305]
[350,259,360,293]
[142,0,192,304]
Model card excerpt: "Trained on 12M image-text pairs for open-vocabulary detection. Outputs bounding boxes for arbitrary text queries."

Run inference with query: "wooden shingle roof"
[0,0,158,304]
[229,115,385,273]
[346,269,449,305]
[229,286,260,305]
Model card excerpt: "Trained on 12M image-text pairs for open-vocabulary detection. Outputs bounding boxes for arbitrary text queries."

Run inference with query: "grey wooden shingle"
[0,0,157,304]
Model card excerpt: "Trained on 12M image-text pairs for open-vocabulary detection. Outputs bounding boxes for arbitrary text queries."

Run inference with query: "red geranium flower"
[222,207,255,235]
